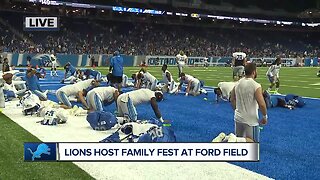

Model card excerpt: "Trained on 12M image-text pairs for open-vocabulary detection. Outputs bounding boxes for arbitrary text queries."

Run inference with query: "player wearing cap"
[116,89,164,122]
[232,51,246,81]
[230,63,268,142]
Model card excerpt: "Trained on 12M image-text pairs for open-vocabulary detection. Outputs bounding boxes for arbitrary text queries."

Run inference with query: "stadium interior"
[0,0,319,180]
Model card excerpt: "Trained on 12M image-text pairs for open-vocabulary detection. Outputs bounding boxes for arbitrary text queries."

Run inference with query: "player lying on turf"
[266,57,281,94]
[116,89,164,122]
[83,69,102,81]
[63,62,77,80]
[131,71,143,88]
[212,132,254,142]
[61,69,84,84]
[86,86,119,111]
[25,68,48,101]
[214,81,237,102]
[263,91,305,109]
[56,79,98,109]
[136,70,158,91]
[176,73,207,96]
[2,73,27,99]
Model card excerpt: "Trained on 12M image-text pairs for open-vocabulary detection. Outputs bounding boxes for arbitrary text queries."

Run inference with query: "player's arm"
[150,97,162,119]
[78,90,89,110]
[243,58,246,66]
[113,90,119,107]
[255,87,268,125]
[185,81,192,95]
[166,72,171,82]
[230,87,236,110]
[109,58,113,73]
[231,57,235,67]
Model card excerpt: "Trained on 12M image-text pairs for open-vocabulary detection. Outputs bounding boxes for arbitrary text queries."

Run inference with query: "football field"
[0,66,319,179]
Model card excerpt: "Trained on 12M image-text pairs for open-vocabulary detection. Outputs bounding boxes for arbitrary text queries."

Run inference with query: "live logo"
[24,17,59,31]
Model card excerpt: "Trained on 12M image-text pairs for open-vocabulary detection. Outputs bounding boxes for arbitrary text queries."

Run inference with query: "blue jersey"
[110,55,123,76]
[66,65,76,75]
[26,74,41,91]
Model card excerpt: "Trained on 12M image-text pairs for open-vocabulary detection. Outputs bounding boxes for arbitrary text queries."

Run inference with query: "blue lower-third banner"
[24,143,259,161]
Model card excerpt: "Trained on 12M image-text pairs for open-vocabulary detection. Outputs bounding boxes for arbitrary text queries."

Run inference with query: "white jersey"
[182,74,199,84]
[3,83,17,94]
[58,79,93,96]
[162,70,172,84]
[232,52,246,60]
[218,82,237,99]
[266,64,281,78]
[90,87,117,102]
[234,78,261,126]
[142,72,157,83]
[119,89,155,105]
[176,54,187,65]
[233,52,246,66]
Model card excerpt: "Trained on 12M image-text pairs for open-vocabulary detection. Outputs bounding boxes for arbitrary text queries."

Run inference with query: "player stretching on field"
[230,63,268,142]
[176,51,188,77]
[266,57,281,94]
[232,51,246,81]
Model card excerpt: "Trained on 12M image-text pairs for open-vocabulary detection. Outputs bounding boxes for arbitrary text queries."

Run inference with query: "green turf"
[0,112,94,180]
[93,66,320,98]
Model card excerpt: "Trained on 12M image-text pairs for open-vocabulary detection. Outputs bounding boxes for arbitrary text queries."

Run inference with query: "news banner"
[24,143,259,161]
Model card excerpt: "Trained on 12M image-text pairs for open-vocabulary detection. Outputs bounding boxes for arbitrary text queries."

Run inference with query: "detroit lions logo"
[27,143,51,161]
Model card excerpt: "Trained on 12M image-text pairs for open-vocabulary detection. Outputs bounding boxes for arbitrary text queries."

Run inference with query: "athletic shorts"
[111,75,123,84]
[267,75,279,83]
[235,121,260,142]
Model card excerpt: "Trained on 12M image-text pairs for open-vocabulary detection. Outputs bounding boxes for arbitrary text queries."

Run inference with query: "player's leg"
[178,64,183,77]
[56,90,72,108]
[151,79,158,91]
[267,76,276,92]
[232,67,238,81]
[32,90,48,101]
[235,121,259,142]
[275,78,280,93]
[96,72,102,81]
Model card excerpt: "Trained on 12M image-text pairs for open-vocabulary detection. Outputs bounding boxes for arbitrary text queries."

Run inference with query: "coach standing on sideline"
[109,51,123,92]
[230,63,268,142]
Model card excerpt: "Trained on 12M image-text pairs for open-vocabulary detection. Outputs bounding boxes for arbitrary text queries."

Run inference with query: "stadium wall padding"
[0,53,136,67]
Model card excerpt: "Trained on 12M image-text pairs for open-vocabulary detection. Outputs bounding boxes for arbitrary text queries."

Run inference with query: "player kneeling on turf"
[136,71,158,91]
[214,81,237,102]
[177,73,207,96]
[56,79,98,109]
[2,73,27,99]
[86,86,119,111]
[116,89,164,122]
[25,68,48,101]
